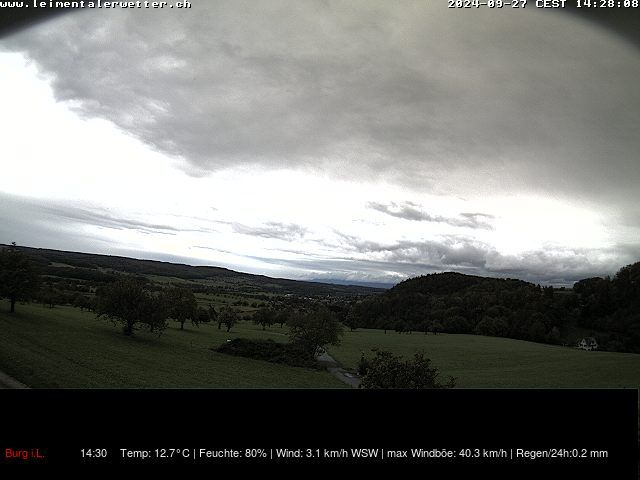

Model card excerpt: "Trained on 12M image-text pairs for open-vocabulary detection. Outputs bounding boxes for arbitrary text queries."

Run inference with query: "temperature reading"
[154,448,190,459]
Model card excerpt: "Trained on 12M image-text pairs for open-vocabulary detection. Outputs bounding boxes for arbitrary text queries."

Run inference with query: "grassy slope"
[328,329,640,388]
[0,301,344,388]
[1,301,639,389]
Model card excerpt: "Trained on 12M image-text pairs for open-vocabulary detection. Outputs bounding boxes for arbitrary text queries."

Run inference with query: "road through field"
[316,351,360,388]
[262,329,361,387]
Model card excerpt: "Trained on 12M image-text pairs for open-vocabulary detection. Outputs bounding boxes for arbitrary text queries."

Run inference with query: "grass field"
[0,301,344,388]
[328,329,640,388]
[1,301,639,389]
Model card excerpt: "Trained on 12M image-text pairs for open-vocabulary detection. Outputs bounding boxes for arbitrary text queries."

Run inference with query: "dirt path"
[0,370,28,389]
[316,351,361,388]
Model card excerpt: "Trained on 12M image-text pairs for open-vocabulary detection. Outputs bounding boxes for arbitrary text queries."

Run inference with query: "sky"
[1,2,639,286]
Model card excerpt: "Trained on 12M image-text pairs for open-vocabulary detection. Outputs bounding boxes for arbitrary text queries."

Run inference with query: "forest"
[345,263,640,353]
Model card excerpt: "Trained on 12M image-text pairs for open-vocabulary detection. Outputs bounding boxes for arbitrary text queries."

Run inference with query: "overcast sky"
[1,2,639,286]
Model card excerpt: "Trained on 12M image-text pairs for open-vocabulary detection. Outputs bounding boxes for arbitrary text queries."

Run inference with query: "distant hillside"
[311,278,395,289]
[390,271,538,297]
[8,245,384,298]
[347,266,640,354]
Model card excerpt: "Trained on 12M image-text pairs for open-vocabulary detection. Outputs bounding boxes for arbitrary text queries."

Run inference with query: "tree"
[474,315,509,337]
[253,307,275,330]
[197,306,210,324]
[214,307,225,329]
[42,288,62,309]
[165,287,198,330]
[72,293,93,312]
[528,319,547,343]
[275,308,291,328]
[430,320,443,335]
[0,242,40,313]
[546,326,561,344]
[140,292,170,335]
[613,262,640,310]
[358,349,455,389]
[95,276,167,335]
[219,306,239,332]
[394,320,407,334]
[343,310,360,332]
[376,315,392,334]
[208,304,218,327]
[287,307,344,358]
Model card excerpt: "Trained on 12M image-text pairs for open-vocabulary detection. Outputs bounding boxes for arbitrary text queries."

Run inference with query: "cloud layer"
[1,4,639,286]
[0,190,635,286]
[4,3,639,204]
[367,201,493,229]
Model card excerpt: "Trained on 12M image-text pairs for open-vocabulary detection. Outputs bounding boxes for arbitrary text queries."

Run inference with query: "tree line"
[345,266,640,353]
[2,242,639,353]
[92,276,248,336]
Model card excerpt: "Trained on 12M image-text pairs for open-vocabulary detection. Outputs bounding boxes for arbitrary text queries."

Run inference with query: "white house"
[577,337,598,351]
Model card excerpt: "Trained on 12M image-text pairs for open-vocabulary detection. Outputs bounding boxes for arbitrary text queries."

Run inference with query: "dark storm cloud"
[367,201,493,229]
[231,222,307,240]
[3,2,639,206]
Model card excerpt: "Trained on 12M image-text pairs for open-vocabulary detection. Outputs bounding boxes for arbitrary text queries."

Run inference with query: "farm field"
[329,329,640,388]
[1,301,639,390]
[0,301,344,388]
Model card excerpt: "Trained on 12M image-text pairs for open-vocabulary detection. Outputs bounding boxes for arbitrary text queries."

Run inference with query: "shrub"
[214,338,320,369]
[358,349,455,389]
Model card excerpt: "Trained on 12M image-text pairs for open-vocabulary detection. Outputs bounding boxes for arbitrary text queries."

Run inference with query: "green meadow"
[1,301,639,389]
[0,302,343,388]
[329,329,640,388]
